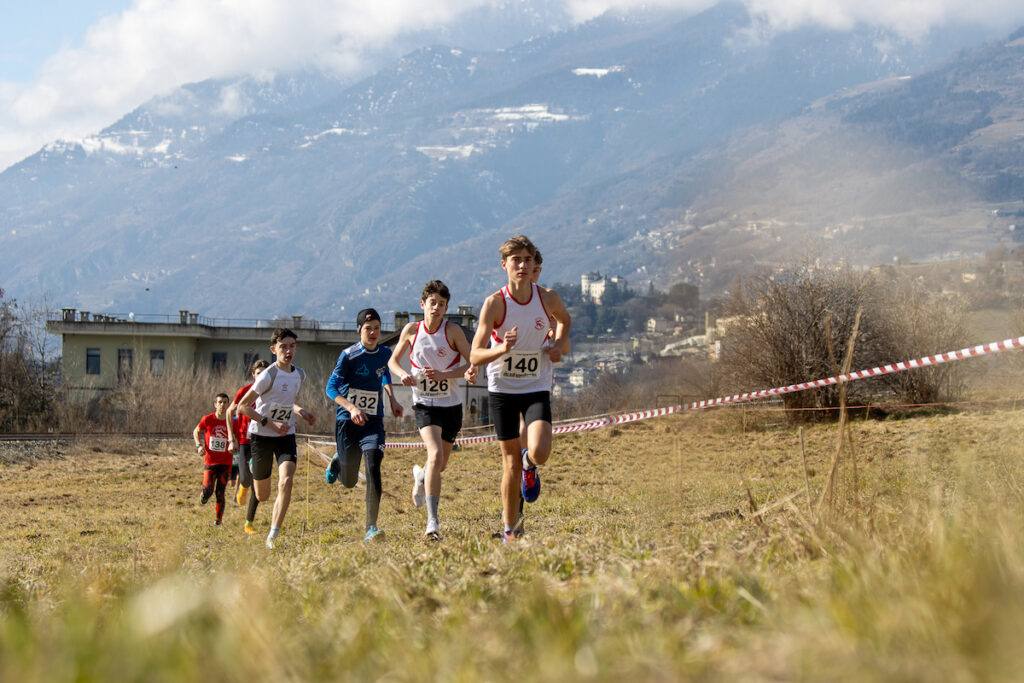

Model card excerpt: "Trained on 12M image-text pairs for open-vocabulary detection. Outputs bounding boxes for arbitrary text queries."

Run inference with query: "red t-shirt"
[198,413,233,466]
[232,383,254,444]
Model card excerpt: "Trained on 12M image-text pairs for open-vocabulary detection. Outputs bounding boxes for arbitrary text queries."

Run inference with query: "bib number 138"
[500,351,540,380]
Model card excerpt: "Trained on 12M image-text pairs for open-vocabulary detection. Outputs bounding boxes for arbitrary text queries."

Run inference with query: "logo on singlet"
[355,364,370,377]
[437,347,447,359]
[534,317,545,330]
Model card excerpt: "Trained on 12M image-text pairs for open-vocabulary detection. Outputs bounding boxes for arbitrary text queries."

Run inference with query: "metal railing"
[48,310,364,331]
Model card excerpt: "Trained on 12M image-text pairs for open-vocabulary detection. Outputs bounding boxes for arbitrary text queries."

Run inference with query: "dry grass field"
[2,404,1024,681]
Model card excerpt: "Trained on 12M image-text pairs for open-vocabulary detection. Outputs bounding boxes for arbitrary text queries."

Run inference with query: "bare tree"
[718,259,968,419]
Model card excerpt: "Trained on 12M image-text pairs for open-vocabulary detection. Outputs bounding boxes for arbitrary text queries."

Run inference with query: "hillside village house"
[580,272,628,304]
[47,306,488,420]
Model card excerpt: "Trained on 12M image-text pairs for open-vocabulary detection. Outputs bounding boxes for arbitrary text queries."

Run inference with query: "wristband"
[261,416,268,426]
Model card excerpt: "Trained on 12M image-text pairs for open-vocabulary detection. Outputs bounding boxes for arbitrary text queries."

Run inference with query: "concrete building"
[47,307,488,419]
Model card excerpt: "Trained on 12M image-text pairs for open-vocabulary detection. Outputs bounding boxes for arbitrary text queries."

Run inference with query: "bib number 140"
[499,351,540,380]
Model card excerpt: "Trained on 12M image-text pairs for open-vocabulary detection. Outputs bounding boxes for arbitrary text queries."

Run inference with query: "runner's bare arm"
[446,323,478,384]
[292,404,316,426]
[543,289,572,359]
[470,293,514,367]
[226,400,239,449]
[192,424,203,453]
[388,322,418,386]
[383,382,404,418]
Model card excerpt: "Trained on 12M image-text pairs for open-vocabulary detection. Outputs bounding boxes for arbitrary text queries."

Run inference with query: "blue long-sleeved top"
[325,342,393,421]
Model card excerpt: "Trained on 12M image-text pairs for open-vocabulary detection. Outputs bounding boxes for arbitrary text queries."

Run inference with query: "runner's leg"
[499,438,523,529]
[363,449,384,530]
[271,460,296,530]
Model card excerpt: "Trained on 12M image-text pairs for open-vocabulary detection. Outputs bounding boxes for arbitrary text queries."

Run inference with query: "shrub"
[717,259,968,418]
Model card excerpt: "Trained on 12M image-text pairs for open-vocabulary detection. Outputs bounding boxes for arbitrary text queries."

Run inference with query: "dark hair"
[270,327,297,345]
[251,358,270,375]
[534,249,543,267]
[499,234,537,260]
[421,280,451,302]
[216,392,230,401]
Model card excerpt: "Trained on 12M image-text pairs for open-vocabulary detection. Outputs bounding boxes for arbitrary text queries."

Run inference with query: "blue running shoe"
[521,449,540,503]
[325,454,340,484]
[364,525,385,543]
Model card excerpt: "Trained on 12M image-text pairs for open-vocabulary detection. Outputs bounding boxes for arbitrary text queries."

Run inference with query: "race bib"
[267,403,294,422]
[208,437,228,452]
[416,375,450,398]
[499,350,541,380]
[348,388,379,414]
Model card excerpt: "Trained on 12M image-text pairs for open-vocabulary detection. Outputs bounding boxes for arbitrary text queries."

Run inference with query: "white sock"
[426,495,440,528]
[268,526,280,539]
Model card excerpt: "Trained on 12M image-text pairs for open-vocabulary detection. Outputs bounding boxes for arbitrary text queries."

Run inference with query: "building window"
[243,352,259,372]
[150,349,165,376]
[118,349,133,382]
[211,352,228,374]
[86,348,101,375]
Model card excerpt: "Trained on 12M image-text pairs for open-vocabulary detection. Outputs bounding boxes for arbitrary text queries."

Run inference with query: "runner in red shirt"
[227,359,269,534]
[193,393,234,525]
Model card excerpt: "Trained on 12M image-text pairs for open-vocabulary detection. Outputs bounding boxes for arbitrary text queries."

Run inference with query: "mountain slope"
[0,3,1016,317]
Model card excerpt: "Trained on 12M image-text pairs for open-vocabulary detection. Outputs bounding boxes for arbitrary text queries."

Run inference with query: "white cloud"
[2,0,1024,171]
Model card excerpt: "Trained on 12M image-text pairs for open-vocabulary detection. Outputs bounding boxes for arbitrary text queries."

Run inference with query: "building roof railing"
[49,309,363,330]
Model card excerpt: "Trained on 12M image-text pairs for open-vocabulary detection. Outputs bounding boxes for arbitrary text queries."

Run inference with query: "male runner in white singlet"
[470,235,571,542]
[389,280,477,541]
[237,328,316,548]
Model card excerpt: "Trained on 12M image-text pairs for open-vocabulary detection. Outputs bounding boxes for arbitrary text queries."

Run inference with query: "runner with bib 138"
[470,235,571,543]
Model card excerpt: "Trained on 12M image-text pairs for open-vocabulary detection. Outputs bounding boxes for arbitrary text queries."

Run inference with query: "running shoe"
[503,529,520,544]
[424,530,441,542]
[244,522,256,534]
[200,490,211,505]
[521,449,540,503]
[412,464,426,507]
[236,485,250,506]
[214,519,222,526]
[265,536,275,549]
[364,525,385,543]
[493,497,526,539]
[325,454,340,484]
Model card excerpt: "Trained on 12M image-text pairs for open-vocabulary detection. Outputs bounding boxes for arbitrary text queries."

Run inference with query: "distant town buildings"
[580,272,628,304]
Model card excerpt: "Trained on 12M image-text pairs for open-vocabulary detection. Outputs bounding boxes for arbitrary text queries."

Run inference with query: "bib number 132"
[348,389,379,413]
[500,351,540,380]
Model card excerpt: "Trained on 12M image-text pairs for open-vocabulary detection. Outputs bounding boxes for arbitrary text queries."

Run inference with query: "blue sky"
[0,2,133,83]
[1,0,1024,172]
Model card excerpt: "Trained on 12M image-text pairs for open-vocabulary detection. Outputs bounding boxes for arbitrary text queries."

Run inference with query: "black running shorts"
[488,391,551,441]
[249,433,298,480]
[413,403,464,443]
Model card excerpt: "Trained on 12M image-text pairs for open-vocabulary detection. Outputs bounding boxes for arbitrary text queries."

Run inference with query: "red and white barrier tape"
[306,335,1024,451]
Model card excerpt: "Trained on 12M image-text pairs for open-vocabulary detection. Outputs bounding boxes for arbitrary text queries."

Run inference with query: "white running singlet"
[409,320,463,408]
[248,364,304,437]
[486,283,553,394]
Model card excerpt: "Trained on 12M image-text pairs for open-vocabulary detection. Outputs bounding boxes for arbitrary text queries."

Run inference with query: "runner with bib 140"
[470,235,571,543]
